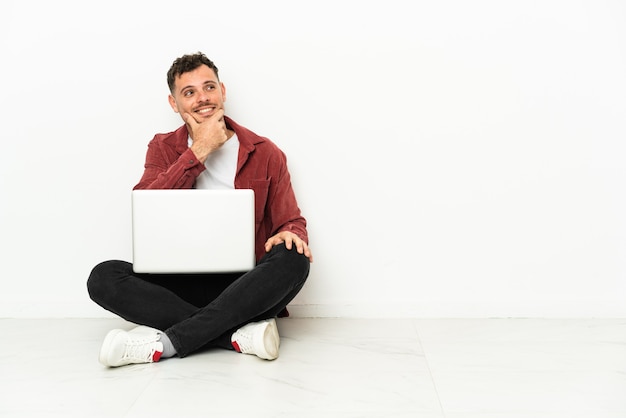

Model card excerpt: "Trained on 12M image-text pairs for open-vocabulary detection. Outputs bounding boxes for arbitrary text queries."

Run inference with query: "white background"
[1,0,625,318]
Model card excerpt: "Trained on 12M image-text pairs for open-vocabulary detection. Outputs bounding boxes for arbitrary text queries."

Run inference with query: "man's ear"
[168,95,179,113]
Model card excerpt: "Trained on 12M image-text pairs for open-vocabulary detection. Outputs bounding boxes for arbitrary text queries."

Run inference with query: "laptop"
[131,189,256,274]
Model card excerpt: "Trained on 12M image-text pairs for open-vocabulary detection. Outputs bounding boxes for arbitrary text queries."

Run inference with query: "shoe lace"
[123,335,160,362]
[232,329,254,354]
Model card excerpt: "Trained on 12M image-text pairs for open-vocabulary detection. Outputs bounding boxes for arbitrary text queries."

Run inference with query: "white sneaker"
[231,318,280,360]
[99,327,164,367]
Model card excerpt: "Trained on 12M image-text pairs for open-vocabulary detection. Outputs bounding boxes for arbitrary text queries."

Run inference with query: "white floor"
[0,318,625,417]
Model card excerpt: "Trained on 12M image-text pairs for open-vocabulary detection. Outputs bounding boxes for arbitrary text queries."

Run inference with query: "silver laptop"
[131,189,256,274]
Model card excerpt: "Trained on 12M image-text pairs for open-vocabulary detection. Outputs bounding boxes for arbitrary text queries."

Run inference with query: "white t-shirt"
[188,134,239,190]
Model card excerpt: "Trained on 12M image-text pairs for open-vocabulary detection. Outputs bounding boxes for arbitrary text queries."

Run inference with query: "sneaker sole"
[259,319,280,360]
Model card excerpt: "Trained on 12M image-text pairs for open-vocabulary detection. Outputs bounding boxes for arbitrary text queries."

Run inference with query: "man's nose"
[196,89,211,103]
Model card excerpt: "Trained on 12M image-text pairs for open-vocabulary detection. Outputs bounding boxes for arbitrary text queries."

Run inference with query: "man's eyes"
[183,85,214,97]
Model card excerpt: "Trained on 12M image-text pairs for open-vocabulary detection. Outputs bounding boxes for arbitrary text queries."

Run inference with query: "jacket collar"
[167,116,265,174]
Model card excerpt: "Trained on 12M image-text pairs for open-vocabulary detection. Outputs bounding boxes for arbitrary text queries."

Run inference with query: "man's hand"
[265,231,313,263]
[183,108,229,163]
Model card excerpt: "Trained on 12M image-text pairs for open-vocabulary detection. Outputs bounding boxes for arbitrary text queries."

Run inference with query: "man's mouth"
[195,106,215,115]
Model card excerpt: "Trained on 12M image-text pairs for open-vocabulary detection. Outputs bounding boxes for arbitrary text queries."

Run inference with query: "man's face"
[168,64,226,121]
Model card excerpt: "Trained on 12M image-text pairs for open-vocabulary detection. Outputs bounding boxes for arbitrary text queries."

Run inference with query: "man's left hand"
[265,231,313,263]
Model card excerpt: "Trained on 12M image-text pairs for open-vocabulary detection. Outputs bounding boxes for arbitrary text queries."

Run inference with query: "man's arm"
[134,144,204,190]
[134,110,228,190]
[263,153,312,262]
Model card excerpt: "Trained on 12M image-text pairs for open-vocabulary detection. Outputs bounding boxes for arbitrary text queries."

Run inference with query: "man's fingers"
[182,112,199,126]
[294,240,313,263]
[264,232,313,262]
[289,237,314,263]
[264,236,281,252]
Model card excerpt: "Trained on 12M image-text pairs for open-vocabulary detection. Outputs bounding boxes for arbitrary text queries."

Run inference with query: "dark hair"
[167,52,219,93]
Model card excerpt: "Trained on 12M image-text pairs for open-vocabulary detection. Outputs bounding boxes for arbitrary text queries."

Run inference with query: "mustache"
[193,102,216,111]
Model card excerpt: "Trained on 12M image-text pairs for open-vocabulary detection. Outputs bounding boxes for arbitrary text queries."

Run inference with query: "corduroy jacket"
[134,116,308,263]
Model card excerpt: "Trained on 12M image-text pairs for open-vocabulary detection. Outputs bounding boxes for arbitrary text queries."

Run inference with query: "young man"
[87,52,312,367]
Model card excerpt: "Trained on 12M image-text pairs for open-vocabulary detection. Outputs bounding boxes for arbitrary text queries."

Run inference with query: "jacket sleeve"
[267,151,309,244]
[133,137,205,190]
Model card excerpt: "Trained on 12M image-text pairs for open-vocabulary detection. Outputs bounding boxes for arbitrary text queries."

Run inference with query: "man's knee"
[268,243,310,272]
[86,260,126,302]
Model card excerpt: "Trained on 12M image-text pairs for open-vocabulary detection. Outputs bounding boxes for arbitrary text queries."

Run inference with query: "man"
[87,52,312,367]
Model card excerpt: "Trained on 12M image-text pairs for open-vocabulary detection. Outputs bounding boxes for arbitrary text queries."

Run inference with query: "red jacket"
[134,116,308,263]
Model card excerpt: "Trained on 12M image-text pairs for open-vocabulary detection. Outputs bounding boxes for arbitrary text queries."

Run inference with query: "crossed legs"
[87,243,310,361]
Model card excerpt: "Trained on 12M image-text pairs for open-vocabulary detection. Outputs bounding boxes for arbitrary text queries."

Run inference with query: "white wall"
[1,0,625,318]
